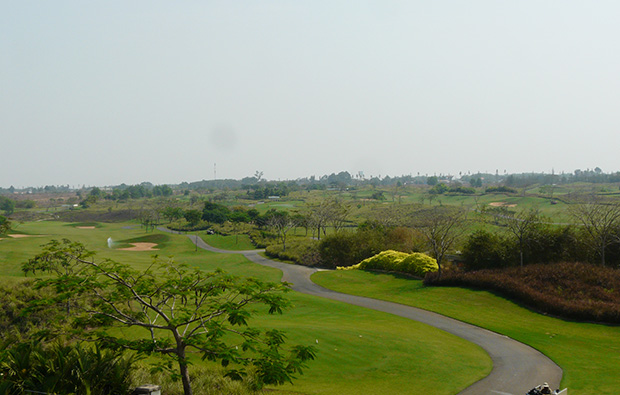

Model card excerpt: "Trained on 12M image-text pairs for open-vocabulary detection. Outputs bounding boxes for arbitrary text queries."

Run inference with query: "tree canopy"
[22,239,316,395]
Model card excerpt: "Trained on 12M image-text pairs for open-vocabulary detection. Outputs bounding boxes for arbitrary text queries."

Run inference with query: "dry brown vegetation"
[425,262,620,324]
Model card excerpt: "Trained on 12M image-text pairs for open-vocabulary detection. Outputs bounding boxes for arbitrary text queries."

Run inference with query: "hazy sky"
[2,1,620,188]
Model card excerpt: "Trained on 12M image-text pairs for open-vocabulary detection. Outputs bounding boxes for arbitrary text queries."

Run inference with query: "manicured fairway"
[312,270,620,395]
[0,221,490,394]
[202,233,256,251]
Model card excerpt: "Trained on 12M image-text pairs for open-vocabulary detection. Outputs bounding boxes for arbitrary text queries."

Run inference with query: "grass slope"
[312,270,620,395]
[0,220,490,394]
[203,233,256,251]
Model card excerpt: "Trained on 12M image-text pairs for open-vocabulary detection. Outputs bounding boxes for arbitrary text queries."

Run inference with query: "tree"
[307,198,349,240]
[162,206,185,223]
[202,202,230,224]
[501,208,542,267]
[0,196,15,215]
[569,198,620,266]
[184,209,202,227]
[265,210,297,251]
[0,215,11,235]
[409,206,467,278]
[22,239,316,395]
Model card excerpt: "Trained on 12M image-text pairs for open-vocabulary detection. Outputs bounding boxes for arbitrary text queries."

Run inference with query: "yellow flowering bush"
[339,250,438,277]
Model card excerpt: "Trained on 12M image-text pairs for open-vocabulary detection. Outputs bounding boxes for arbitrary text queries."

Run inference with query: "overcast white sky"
[2,1,620,188]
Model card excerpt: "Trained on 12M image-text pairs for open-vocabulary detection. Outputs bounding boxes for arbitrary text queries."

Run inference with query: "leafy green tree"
[162,206,185,223]
[426,176,438,186]
[202,202,230,224]
[184,209,202,226]
[462,230,511,270]
[22,240,316,395]
[0,196,15,215]
[0,215,11,235]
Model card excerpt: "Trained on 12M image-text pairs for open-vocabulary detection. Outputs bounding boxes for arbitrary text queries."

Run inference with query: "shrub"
[318,224,417,269]
[462,230,512,270]
[424,262,620,324]
[344,250,438,277]
[130,365,260,395]
[265,238,321,266]
[485,186,517,194]
[0,340,137,395]
[249,229,277,248]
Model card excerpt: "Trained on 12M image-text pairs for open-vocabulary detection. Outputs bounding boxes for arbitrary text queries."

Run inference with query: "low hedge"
[424,262,620,324]
[265,239,321,267]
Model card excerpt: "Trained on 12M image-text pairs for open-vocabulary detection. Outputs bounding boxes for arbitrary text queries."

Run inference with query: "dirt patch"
[119,243,159,251]
[489,202,517,208]
[76,226,96,229]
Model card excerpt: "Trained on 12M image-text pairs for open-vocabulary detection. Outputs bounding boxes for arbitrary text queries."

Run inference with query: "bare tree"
[266,210,297,251]
[307,198,350,240]
[409,206,468,277]
[371,204,420,228]
[569,198,620,266]
[501,208,542,267]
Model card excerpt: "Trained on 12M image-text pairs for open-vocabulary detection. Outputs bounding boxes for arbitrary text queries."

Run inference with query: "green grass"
[312,270,620,395]
[203,233,257,251]
[0,220,490,394]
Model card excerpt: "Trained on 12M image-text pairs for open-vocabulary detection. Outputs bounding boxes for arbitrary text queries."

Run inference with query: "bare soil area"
[119,242,159,251]
[489,202,517,207]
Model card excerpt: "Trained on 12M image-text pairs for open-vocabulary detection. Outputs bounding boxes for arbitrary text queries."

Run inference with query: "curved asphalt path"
[166,229,563,394]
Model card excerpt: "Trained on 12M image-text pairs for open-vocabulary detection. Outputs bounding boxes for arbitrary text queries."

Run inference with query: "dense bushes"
[0,341,137,395]
[424,262,620,324]
[461,226,591,270]
[461,230,511,270]
[485,186,517,194]
[318,224,423,269]
[265,238,321,266]
[342,250,438,277]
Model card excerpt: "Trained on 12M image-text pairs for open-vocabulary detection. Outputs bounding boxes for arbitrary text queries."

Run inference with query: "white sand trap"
[77,226,96,229]
[119,242,159,251]
[489,202,517,208]
[9,234,35,238]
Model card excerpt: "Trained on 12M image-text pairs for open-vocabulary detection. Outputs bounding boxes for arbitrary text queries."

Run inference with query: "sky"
[2,1,620,188]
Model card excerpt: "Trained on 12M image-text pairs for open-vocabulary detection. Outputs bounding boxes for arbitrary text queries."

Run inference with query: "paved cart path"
[172,229,562,395]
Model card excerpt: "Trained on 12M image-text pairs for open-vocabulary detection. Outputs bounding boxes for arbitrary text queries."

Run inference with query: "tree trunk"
[180,358,192,395]
[175,341,192,395]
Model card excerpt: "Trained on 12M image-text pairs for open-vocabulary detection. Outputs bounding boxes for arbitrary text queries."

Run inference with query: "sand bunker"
[489,202,517,208]
[76,226,96,229]
[8,234,36,238]
[119,242,159,251]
